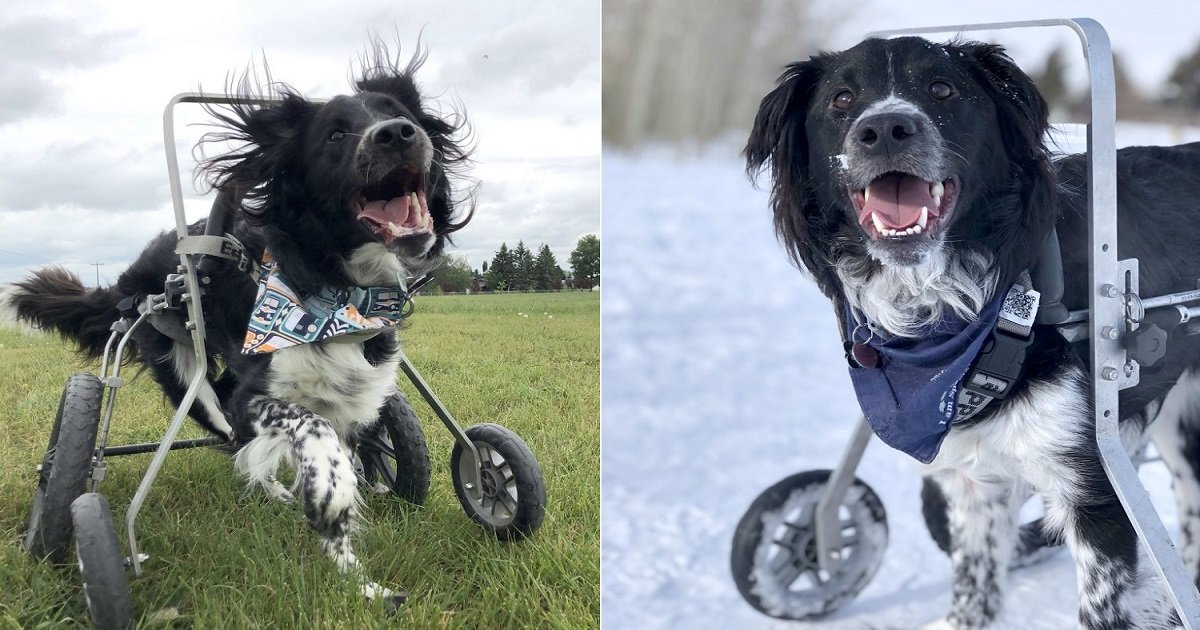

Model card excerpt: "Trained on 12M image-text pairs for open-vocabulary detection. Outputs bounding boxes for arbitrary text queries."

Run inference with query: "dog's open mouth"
[850,174,957,240]
[356,167,433,244]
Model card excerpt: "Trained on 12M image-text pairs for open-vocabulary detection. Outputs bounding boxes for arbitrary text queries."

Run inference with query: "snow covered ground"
[601,122,1200,629]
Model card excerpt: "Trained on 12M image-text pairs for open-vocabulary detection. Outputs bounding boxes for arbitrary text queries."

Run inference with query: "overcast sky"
[0,0,599,285]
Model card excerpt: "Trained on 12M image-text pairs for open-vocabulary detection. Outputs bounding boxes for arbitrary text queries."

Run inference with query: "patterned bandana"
[241,252,408,355]
[843,290,1007,464]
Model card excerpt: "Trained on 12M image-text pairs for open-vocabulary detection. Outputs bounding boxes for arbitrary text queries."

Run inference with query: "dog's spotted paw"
[362,580,407,614]
[264,477,295,503]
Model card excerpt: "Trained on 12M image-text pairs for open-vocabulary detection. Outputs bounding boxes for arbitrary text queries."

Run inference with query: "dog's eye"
[328,130,347,142]
[831,89,855,110]
[929,81,955,100]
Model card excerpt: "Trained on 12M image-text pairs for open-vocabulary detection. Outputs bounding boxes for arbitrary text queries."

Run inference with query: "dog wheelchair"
[729,18,1200,626]
[20,93,548,629]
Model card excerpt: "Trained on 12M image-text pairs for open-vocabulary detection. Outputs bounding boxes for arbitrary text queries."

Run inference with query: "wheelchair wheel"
[357,392,431,505]
[450,424,546,541]
[730,470,887,620]
[72,493,133,630]
[24,373,103,564]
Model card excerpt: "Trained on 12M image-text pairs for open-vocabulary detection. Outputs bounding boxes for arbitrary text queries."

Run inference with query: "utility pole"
[91,262,103,287]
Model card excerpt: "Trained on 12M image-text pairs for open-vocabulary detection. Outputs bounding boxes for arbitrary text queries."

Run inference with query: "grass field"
[0,291,599,629]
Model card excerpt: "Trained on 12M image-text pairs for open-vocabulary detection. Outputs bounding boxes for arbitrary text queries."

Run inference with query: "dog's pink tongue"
[359,197,412,228]
[859,174,935,229]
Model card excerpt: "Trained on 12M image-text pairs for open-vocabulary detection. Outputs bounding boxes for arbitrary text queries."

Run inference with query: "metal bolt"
[1101,326,1120,340]
[1101,284,1121,298]
[1124,361,1136,376]
[464,483,474,490]
[1101,366,1119,381]
[828,550,841,559]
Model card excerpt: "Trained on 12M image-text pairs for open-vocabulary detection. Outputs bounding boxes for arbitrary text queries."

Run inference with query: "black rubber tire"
[920,477,1062,568]
[450,424,546,541]
[357,392,431,505]
[731,470,887,620]
[24,373,103,564]
[72,493,133,630]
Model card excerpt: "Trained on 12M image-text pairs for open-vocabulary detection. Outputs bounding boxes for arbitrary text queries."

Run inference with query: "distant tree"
[532,244,566,290]
[486,243,514,291]
[1033,46,1071,117]
[569,234,601,289]
[432,255,474,293]
[511,241,536,291]
[1167,40,1200,110]
[482,260,489,274]
[1112,51,1146,118]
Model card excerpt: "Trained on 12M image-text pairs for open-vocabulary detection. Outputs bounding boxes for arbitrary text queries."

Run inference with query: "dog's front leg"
[236,396,405,607]
[1034,448,1178,629]
[924,469,1016,629]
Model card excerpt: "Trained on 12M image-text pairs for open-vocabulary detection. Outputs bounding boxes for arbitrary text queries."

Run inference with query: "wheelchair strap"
[954,271,1040,423]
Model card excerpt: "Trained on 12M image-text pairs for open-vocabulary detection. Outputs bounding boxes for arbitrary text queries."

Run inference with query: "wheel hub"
[479,462,506,497]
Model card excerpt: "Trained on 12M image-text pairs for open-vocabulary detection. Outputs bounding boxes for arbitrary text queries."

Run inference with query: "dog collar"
[842,276,1040,464]
[241,252,408,355]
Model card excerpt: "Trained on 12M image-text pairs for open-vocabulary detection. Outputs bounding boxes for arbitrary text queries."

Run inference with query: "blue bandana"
[844,291,1007,464]
[241,253,408,354]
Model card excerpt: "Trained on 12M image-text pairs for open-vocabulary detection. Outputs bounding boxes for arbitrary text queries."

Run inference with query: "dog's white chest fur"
[267,341,397,436]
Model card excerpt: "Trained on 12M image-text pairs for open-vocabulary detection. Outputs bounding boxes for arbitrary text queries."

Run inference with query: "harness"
[122,229,433,352]
[240,251,409,354]
[838,273,1041,463]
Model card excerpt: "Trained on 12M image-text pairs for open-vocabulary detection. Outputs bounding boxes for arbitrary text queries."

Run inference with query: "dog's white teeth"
[918,206,929,229]
[409,191,419,210]
[864,188,871,203]
[931,181,944,199]
[912,223,923,234]
[871,212,886,233]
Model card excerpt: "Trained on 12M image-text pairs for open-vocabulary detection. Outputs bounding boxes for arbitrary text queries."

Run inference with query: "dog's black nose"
[370,119,419,148]
[853,112,921,156]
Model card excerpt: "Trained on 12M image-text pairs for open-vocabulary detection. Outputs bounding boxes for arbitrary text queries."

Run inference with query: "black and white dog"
[747,36,1200,628]
[12,44,472,602]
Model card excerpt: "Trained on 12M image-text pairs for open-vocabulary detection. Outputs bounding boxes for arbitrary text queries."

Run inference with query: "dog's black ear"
[745,59,823,183]
[958,42,1057,280]
[201,92,318,224]
[958,43,1050,167]
[746,57,839,288]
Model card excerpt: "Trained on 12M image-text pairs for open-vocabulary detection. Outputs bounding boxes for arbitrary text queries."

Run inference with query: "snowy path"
[601,125,1199,629]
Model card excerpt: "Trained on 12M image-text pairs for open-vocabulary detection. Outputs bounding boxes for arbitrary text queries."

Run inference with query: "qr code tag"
[1000,285,1039,334]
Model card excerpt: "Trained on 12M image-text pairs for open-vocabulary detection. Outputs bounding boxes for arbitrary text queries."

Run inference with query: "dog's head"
[202,42,473,291]
[746,37,1055,296]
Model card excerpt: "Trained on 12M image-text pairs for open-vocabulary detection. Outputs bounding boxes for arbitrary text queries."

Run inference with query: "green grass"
[0,292,599,629]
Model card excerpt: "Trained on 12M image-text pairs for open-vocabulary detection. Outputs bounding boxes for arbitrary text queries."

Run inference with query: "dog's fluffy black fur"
[748,36,1200,628]
[12,42,472,601]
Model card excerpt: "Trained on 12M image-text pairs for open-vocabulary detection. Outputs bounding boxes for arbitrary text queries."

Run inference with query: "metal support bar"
[90,312,150,493]
[867,18,1200,625]
[396,351,482,492]
[815,416,873,573]
[103,437,225,457]
[1060,287,1200,324]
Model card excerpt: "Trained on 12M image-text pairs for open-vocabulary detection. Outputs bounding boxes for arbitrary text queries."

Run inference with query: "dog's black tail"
[10,267,125,359]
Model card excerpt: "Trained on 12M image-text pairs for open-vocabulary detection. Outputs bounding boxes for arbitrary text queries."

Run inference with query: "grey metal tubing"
[1060,289,1200,324]
[125,93,250,576]
[396,351,482,492]
[861,18,1200,625]
[815,416,873,573]
[103,436,224,457]
[91,312,150,493]
[99,328,121,382]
